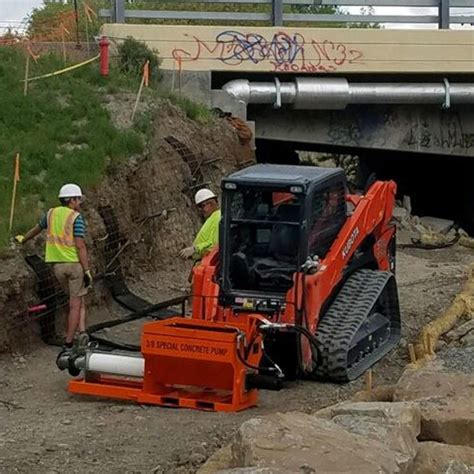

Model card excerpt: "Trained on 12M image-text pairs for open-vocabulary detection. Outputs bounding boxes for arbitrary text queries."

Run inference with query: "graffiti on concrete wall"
[171,30,363,72]
[325,108,474,154]
[405,113,474,151]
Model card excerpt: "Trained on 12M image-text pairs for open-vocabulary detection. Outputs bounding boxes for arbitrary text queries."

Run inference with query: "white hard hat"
[195,188,216,206]
[58,183,84,199]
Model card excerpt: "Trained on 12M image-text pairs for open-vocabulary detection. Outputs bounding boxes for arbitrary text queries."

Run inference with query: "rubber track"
[315,269,401,382]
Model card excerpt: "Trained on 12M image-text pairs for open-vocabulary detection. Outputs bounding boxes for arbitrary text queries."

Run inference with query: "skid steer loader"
[64,164,401,411]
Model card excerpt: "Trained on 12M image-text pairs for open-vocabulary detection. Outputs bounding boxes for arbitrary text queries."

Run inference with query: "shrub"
[118,37,162,81]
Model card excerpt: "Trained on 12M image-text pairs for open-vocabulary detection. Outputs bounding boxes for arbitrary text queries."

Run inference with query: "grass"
[156,86,216,125]
[0,47,144,248]
[0,46,216,250]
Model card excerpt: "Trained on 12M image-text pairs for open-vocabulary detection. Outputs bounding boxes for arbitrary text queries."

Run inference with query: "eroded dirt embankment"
[0,100,254,352]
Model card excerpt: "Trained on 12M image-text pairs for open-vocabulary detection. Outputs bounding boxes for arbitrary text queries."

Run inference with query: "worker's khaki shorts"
[53,263,88,298]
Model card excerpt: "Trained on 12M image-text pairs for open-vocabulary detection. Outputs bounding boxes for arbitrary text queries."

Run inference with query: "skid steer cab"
[66,165,401,412]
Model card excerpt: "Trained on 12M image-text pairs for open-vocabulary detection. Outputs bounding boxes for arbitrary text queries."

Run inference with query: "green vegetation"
[118,37,162,79]
[0,47,143,247]
[161,89,217,124]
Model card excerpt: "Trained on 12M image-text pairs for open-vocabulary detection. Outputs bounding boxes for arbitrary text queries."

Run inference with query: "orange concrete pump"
[62,164,401,412]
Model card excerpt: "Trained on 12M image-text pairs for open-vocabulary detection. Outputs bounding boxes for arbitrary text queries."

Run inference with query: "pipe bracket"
[274,77,282,109]
[442,78,451,109]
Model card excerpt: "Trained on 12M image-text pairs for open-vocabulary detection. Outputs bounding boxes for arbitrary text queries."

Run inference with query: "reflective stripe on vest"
[45,207,80,263]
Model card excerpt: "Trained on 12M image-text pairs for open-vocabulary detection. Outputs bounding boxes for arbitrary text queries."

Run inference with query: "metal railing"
[100,0,474,28]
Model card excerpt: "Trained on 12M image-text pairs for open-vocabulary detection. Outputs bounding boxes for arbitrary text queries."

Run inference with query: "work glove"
[179,245,195,259]
[15,235,25,244]
[84,270,93,289]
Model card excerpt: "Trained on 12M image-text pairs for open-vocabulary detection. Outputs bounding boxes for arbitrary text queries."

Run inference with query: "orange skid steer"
[63,164,401,412]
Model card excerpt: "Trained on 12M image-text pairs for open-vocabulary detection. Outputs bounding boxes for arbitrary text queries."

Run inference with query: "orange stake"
[143,60,150,87]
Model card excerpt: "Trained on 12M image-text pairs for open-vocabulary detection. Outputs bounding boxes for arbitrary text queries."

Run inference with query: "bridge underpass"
[215,74,474,229]
[101,22,474,229]
[255,138,474,232]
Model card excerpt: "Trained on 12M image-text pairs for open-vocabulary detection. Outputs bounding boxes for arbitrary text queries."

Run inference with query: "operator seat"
[269,204,299,262]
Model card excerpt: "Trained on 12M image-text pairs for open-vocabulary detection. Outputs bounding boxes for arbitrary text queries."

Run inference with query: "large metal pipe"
[73,351,145,377]
[222,78,474,110]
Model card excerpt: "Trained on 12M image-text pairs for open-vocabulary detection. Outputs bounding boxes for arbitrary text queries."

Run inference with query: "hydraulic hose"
[87,295,189,351]
[236,334,284,378]
[290,325,322,369]
[257,322,322,374]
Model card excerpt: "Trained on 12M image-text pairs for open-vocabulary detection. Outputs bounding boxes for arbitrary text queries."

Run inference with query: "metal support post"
[439,0,450,29]
[113,0,125,23]
[272,0,283,26]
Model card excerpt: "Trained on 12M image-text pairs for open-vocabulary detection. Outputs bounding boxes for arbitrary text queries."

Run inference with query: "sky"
[0,0,473,33]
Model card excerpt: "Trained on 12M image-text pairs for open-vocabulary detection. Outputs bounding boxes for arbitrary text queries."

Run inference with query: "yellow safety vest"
[193,209,221,261]
[45,207,80,263]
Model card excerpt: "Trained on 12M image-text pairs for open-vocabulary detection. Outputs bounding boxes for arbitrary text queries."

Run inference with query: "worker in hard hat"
[16,184,91,356]
[179,188,221,264]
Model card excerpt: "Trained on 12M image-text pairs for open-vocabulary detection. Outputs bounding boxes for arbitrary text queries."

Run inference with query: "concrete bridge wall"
[102,24,474,75]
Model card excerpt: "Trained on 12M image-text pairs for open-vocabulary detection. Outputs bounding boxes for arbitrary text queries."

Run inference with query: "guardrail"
[100,0,474,28]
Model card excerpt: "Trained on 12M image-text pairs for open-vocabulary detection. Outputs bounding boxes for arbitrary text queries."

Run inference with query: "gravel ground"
[1,243,474,473]
[437,346,474,374]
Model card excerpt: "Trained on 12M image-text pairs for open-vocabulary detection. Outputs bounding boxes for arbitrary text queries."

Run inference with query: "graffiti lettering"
[405,113,474,151]
[171,30,363,72]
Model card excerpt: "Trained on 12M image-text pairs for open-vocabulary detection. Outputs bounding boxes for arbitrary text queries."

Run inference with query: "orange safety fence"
[0,2,98,56]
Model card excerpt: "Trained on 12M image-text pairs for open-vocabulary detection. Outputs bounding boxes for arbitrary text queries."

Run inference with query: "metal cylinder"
[85,352,144,378]
[222,78,474,109]
[223,79,296,106]
[349,83,474,105]
[293,77,350,110]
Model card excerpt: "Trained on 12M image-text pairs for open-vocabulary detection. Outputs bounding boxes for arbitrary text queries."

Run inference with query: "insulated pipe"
[222,78,474,110]
[77,351,145,377]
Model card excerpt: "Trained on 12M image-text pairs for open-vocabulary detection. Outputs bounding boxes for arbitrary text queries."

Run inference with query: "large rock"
[419,216,454,234]
[443,461,474,473]
[394,369,474,447]
[314,401,420,463]
[198,446,232,473]
[230,412,411,473]
[445,319,474,343]
[413,442,474,474]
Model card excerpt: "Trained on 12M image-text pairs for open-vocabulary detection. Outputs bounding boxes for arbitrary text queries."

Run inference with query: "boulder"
[445,319,474,343]
[412,442,474,474]
[394,369,474,447]
[314,401,420,463]
[230,412,411,473]
[419,216,454,234]
[461,332,474,347]
[443,461,474,473]
[198,446,232,473]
